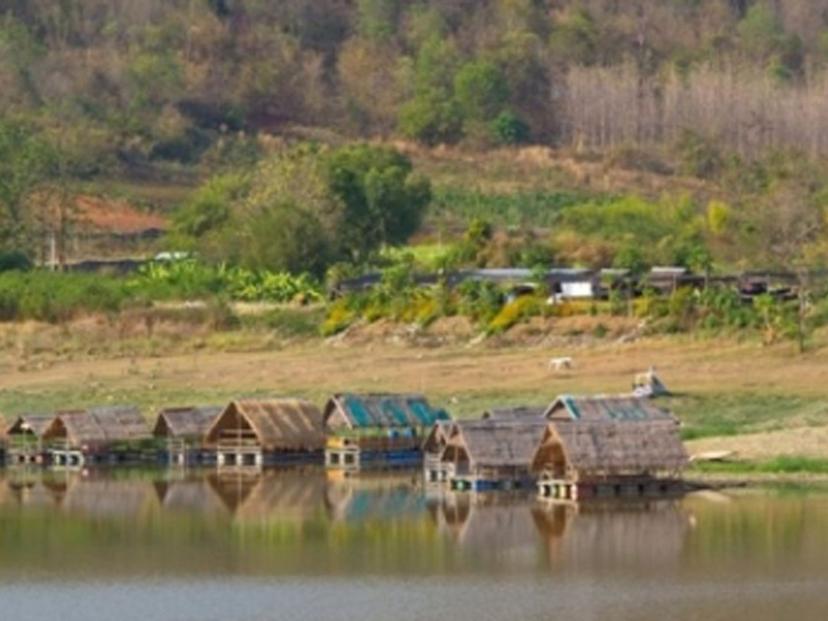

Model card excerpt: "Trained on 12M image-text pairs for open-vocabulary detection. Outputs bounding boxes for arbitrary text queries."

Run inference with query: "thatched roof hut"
[153,405,223,440]
[205,399,325,452]
[442,420,548,478]
[5,414,55,440]
[42,406,150,449]
[543,394,678,423]
[533,396,687,481]
[324,393,450,432]
[481,406,546,421]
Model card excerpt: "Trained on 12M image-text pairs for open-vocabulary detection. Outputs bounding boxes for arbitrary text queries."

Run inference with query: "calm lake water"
[1,468,827,621]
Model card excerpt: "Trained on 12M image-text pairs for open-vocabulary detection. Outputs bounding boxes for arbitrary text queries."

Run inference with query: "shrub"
[490,110,530,145]
[488,295,540,333]
[321,299,358,336]
[0,251,31,272]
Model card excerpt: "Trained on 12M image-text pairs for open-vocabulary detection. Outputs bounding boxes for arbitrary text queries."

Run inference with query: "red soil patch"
[75,196,168,234]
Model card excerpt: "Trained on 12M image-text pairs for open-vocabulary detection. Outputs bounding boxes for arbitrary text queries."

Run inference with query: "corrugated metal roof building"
[324,393,450,432]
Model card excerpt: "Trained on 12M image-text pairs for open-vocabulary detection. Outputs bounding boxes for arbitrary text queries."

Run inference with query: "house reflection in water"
[532,499,694,569]
[324,470,425,522]
[0,470,72,509]
[430,491,544,564]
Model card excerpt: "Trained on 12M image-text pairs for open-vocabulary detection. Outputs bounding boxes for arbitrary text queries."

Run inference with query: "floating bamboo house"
[4,414,56,465]
[205,399,325,468]
[441,420,548,491]
[153,405,223,466]
[422,420,453,481]
[41,406,152,466]
[324,393,450,469]
[533,395,688,500]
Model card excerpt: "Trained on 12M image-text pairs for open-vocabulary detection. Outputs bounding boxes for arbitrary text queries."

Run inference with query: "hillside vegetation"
[4,1,828,353]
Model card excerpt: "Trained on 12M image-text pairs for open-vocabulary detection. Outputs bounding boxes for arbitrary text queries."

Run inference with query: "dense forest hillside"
[6,1,828,160]
[4,1,828,347]
[3,1,828,275]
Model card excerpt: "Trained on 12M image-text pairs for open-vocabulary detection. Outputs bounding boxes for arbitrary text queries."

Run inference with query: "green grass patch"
[691,456,828,475]
[242,306,326,337]
[669,393,828,440]
[430,188,592,227]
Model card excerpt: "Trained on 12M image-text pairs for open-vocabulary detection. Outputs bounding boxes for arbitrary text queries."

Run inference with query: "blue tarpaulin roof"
[325,394,451,430]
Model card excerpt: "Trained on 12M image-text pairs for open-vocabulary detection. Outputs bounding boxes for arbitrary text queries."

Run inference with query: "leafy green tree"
[399,90,463,145]
[491,110,530,144]
[453,61,509,122]
[399,34,462,145]
[357,0,400,42]
[0,119,57,250]
[549,8,599,65]
[237,200,334,276]
[173,172,251,246]
[325,144,432,260]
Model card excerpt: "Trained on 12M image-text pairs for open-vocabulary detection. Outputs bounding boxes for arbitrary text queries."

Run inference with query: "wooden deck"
[537,477,685,501]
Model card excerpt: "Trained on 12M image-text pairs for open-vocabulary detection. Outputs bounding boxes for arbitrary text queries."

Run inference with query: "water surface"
[1,468,826,620]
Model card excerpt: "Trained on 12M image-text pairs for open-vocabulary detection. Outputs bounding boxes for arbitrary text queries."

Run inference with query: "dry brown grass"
[2,319,828,462]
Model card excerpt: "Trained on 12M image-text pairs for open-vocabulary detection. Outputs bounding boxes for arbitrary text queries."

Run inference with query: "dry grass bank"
[1,318,828,465]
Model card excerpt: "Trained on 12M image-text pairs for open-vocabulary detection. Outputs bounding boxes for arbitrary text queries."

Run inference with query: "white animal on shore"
[548,356,573,372]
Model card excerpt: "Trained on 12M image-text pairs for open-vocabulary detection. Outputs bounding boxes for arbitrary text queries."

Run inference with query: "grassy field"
[1,320,828,467]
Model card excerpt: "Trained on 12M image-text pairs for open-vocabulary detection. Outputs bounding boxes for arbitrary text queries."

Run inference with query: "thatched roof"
[544,395,677,423]
[422,420,452,453]
[481,406,546,421]
[324,393,450,430]
[446,421,547,469]
[153,405,223,439]
[5,414,55,438]
[537,418,688,478]
[205,399,325,451]
[43,406,150,447]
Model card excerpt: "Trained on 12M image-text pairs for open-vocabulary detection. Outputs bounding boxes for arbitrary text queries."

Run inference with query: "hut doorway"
[535,438,568,479]
[444,445,471,476]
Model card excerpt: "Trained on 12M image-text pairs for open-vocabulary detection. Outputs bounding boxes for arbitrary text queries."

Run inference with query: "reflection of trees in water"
[532,499,693,569]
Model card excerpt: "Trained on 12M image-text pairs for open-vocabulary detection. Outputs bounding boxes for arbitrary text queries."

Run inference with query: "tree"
[172,172,250,246]
[325,144,431,261]
[453,61,509,123]
[491,110,530,144]
[739,182,826,352]
[357,0,400,42]
[398,90,463,145]
[0,119,57,252]
[173,143,431,272]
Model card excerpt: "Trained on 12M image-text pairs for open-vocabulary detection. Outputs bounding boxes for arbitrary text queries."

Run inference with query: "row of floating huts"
[0,389,688,500]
